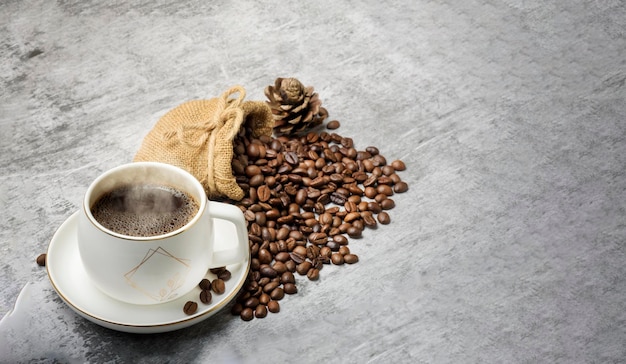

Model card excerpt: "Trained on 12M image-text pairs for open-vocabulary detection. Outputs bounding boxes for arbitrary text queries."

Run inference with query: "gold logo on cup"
[124,247,191,302]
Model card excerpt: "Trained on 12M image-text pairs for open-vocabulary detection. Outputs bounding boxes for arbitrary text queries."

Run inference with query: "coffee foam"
[91,184,199,237]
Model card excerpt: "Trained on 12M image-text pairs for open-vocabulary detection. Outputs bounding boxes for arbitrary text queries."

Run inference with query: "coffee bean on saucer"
[211,278,226,294]
[183,301,198,315]
[199,278,212,291]
[218,269,232,281]
[210,266,226,274]
[36,253,46,266]
[200,289,212,304]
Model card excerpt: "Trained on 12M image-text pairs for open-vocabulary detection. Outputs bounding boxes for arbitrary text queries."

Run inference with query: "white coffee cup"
[77,162,248,305]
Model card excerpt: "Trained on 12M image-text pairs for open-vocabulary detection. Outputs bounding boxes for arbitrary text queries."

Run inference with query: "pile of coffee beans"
[226,123,408,321]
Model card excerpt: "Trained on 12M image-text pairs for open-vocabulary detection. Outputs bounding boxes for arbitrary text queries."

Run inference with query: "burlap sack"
[134,86,273,201]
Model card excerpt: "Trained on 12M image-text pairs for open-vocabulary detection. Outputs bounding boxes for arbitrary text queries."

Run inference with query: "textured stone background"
[1,0,625,363]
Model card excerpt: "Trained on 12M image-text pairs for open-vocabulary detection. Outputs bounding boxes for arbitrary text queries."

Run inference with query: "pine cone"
[265,77,328,135]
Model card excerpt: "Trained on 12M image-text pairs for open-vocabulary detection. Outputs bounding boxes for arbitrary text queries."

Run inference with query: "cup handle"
[207,201,249,267]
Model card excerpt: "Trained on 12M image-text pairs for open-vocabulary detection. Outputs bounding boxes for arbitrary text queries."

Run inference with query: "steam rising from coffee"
[91,184,199,237]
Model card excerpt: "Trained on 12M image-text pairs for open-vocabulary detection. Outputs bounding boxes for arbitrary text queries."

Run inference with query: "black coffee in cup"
[90,184,199,237]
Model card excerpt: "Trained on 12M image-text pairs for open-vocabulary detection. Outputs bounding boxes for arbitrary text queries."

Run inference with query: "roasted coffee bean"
[338,246,351,255]
[333,234,349,245]
[285,260,296,272]
[257,185,271,202]
[377,176,393,185]
[347,226,362,238]
[199,278,212,291]
[200,289,212,304]
[245,165,262,178]
[283,283,298,294]
[255,304,268,318]
[183,301,198,315]
[260,265,278,278]
[259,292,271,305]
[36,253,46,266]
[244,297,260,308]
[327,240,341,251]
[362,212,377,227]
[244,210,256,222]
[326,120,340,129]
[270,287,285,300]
[364,186,377,198]
[377,211,391,224]
[211,279,226,294]
[272,261,287,274]
[267,300,280,313]
[307,268,320,280]
[308,232,328,245]
[368,201,382,213]
[344,211,361,223]
[263,280,280,293]
[296,261,312,275]
[319,246,332,258]
[382,165,395,176]
[331,253,344,265]
[281,271,296,284]
[391,159,406,171]
[381,198,396,210]
[275,251,291,262]
[330,192,347,205]
[394,181,409,193]
[284,151,299,165]
[241,307,254,321]
[375,193,388,203]
[376,184,394,196]
[344,254,359,264]
[290,251,306,264]
[258,248,272,264]
[249,174,264,187]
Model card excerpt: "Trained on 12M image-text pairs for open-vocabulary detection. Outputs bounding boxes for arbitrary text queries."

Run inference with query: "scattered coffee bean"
[240,307,254,321]
[267,300,280,313]
[331,253,344,265]
[218,269,232,281]
[393,181,409,193]
[326,120,340,130]
[183,301,198,315]
[307,268,320,281]
[255,304,268,318]
[211,278,226,294]
[199,278,212,291]
[391,159,406,171]
[200,289,212,304]
[36,253,46,266]
[283,283,298,294]
[344,254,359,264]
[377,211,391,224]
[270,287,285,300]
[244,297,260,308]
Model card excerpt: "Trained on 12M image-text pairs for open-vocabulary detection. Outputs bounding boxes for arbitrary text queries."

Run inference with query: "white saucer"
[46,212,249,334]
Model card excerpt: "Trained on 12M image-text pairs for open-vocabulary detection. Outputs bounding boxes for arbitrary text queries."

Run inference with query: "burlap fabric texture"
[134,86,273,201]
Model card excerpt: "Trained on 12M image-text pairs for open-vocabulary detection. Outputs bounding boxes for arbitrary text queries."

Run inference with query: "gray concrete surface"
[1,0,625,363]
